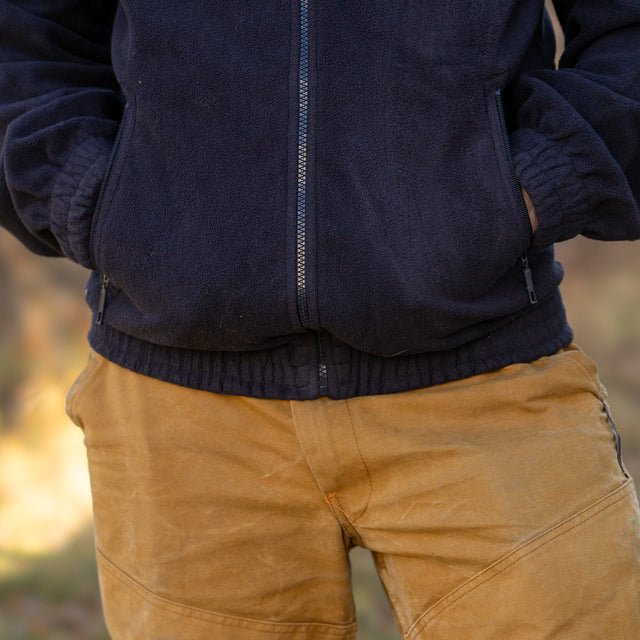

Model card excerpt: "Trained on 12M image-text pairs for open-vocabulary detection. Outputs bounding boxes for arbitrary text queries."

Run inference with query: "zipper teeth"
[296,0,311,329]
[296,1,328,394]
[317,333,328,396]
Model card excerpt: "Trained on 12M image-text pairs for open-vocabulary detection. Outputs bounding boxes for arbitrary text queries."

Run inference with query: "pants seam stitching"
[344,399,373,523]
[288,401,362,545]
[96,547,358,635]
[405,479,634,639]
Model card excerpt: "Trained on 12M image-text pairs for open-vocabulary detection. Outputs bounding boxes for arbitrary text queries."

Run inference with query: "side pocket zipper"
[90,102,129,326]
[96,274,110,325]
[494,89,537,306]
[520,254,538,305]
[89,102,130,270]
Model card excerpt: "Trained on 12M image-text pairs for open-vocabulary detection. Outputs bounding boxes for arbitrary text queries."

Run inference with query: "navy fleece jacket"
[1,1,639,399]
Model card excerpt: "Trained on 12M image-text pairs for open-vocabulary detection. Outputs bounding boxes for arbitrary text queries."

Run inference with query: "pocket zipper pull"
[520,255,538,305]
[97,275,110,325]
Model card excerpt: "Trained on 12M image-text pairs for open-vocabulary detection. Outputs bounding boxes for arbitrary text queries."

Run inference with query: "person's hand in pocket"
[521,186,538,234]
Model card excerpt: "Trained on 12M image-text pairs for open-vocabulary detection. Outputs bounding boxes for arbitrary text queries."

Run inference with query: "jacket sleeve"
[508,0,640,250]
[0,0,122,266]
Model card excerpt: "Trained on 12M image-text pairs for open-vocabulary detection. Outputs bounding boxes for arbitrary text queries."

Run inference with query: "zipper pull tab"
[520,255,538,305]
[97,274,110,325]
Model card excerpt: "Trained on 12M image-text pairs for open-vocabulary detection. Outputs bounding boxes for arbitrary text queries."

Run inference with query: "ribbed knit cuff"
[510,127,591,252]
[50,136,111,269]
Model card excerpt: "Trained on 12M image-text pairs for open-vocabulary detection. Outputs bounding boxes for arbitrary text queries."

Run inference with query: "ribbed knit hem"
[88,291,572,401]
[324,292,571,398]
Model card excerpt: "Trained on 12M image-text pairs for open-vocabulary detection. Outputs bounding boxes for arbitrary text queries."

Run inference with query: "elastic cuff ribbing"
[50,136,111,268]
[510,127,591,252]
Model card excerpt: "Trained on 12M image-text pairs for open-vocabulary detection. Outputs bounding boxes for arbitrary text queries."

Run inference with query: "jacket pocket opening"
[89,101,131,270]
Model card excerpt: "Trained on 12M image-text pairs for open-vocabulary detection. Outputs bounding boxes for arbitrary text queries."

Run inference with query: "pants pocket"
[565,344,630,478]
[65,349,105,429]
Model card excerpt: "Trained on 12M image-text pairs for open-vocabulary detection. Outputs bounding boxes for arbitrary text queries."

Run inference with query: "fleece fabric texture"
[1,1,639,399]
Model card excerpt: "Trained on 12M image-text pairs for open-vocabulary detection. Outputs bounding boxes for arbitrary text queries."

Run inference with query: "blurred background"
[1,3,640,637]
[1,228,639,640]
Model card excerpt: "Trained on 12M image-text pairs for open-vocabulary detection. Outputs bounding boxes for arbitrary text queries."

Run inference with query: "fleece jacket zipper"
[296,0,311,330]
[92,102,129,325]
[295,0,328,395]
[494,89,538,305]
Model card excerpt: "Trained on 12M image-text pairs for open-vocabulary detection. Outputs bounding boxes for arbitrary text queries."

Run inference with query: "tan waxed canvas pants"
[66,344,640,639]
